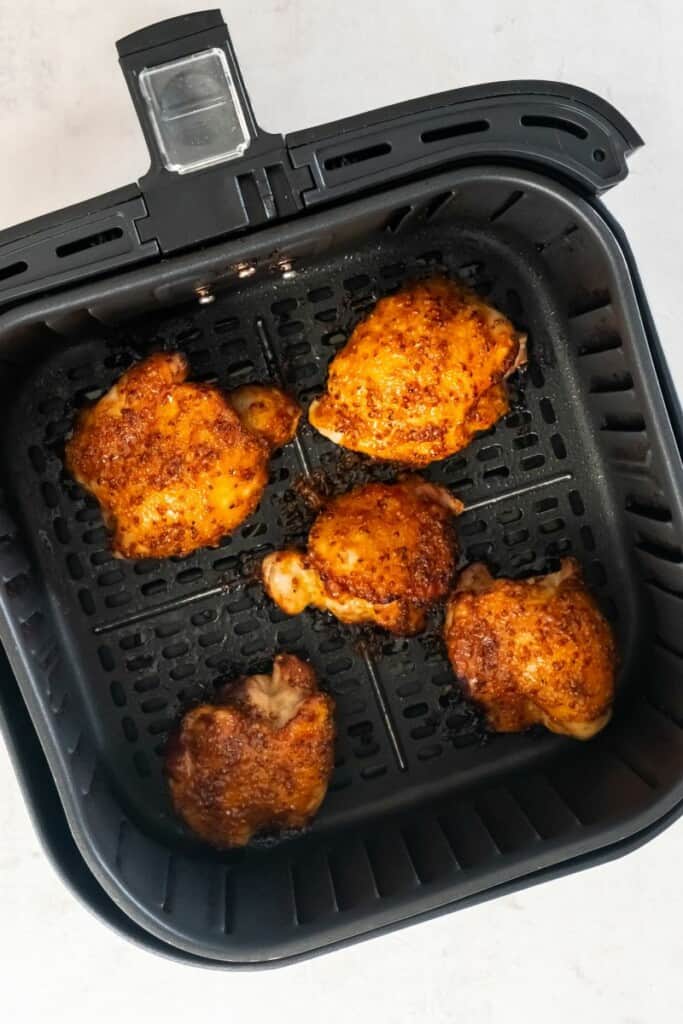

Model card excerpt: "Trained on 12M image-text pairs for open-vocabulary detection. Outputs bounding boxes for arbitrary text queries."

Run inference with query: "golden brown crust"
[308,479,460,604]
[309,277,526,466]
[261,549,429,634]
[166,654,335,848]
[64,353,300,560]
[261,476,461,635]
[444,558,616,739]
[228,384,301,450]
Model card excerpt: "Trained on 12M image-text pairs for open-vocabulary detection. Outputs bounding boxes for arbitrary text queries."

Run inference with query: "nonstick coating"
[5,218,643,850]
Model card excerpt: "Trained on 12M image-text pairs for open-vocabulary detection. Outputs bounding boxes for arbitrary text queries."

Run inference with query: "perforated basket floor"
[2,166,682,963]
[6,218,643,847]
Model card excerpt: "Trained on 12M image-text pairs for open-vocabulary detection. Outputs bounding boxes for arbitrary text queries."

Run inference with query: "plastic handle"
[116,12,309,253]
[117,10,260,177]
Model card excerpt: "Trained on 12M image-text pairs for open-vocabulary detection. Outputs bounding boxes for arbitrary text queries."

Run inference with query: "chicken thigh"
[444,559,616,739]
[262,476,463,634]
[309,277,526,466]
[166,654,335,848]
[65,352,300,559]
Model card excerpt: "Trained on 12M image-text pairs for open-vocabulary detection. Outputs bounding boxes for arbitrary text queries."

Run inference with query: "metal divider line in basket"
[257,316,409,770]
[90,468,575,639]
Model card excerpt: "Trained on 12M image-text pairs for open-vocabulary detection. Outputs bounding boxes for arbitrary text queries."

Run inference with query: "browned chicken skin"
[444,559,616,739]
[262,476,463,634]
[309,277,526,466]
[65,352,300,559]
[166,654,335,848]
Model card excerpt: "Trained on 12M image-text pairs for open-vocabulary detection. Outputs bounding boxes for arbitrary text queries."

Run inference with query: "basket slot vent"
[646,659,683,724]
[424,190,457,221]
[55,227,123,259]
[520,114,588,140]
[577,333,622,356]
[510,775,582,839]
[592,391,643,423]
[400,817,460,882]
[328,841,379,911]
[567,291,611,319]
[290,851,338,924]
[114,819,166,901]
[601,745,659,790]
[307,286,333,303]
[382,205,412,234]
[421,118,489,144]
[365,829,420,897]
[636,536,683,563]
[514,431,538,449]
[609,700,683,788]
[550,433,567,459]
[600,428,650,464]
[0,259,28,281]
[460,518,487,538]
[231,860,297,933]
[323,141,392,171]
[535,495,559,515]
[161,854,176,913]
[437,804,500,869]
[626,495,672,523]
[647,680,683,733]
[590,372,633,393]
[497,506,523,524]
[489,189,524,223]
[655,635,683,662]
[600,413,645,433]
[204,867,234,935]
[521,453,545,471]
[212,315,240,336]
[549,751,651,826]
[656,629,683,659]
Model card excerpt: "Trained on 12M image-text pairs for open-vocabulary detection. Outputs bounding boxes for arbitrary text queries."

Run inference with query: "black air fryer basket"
[1,10,682,966]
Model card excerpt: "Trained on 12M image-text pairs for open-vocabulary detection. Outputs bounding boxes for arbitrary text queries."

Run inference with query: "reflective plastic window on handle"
[138,48,251,174]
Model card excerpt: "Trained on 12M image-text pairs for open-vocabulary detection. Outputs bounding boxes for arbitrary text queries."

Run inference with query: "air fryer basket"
[0,12,682,965]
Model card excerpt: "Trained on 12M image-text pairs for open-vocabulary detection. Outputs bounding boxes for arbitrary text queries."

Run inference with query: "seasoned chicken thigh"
[309,277,526,466]
[262,476,463,634]
[65,352,300,559]
[166,654,335,848]
[444,559,616,739]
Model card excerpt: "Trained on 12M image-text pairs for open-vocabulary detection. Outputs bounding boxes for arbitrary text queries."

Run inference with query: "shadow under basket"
[0,13,682,967]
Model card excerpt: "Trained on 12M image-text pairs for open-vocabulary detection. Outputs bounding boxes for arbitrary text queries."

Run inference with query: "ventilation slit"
[324,142,392,171]
[601,413,645,432]
[384,205,412,233]
[56,227,123,259]
[489,190,524,222]
[626,497,672,522]
[421,119,489,143]
[520,114,588,139]
[0,260,28,281]
[590,373,633,393]
[636,538,683,563]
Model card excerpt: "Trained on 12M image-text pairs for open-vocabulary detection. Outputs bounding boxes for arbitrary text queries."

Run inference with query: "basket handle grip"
[116,11,309,253]
[117,10,263,170]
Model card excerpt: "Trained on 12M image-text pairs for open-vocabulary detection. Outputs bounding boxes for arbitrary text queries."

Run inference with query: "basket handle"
[116,10,310,253]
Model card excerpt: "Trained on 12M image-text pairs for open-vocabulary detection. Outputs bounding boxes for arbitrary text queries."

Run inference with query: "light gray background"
[1,2,682,1021]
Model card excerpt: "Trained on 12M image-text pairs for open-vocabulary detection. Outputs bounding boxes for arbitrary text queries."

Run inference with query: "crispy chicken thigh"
[444,559,616,739]
[65,352,300,559]
[166,654,335,848]
[262,476,463,634]
[309,277,526,466]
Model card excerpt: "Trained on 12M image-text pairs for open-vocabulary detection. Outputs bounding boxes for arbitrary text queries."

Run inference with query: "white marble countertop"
[1,1,682,1020]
